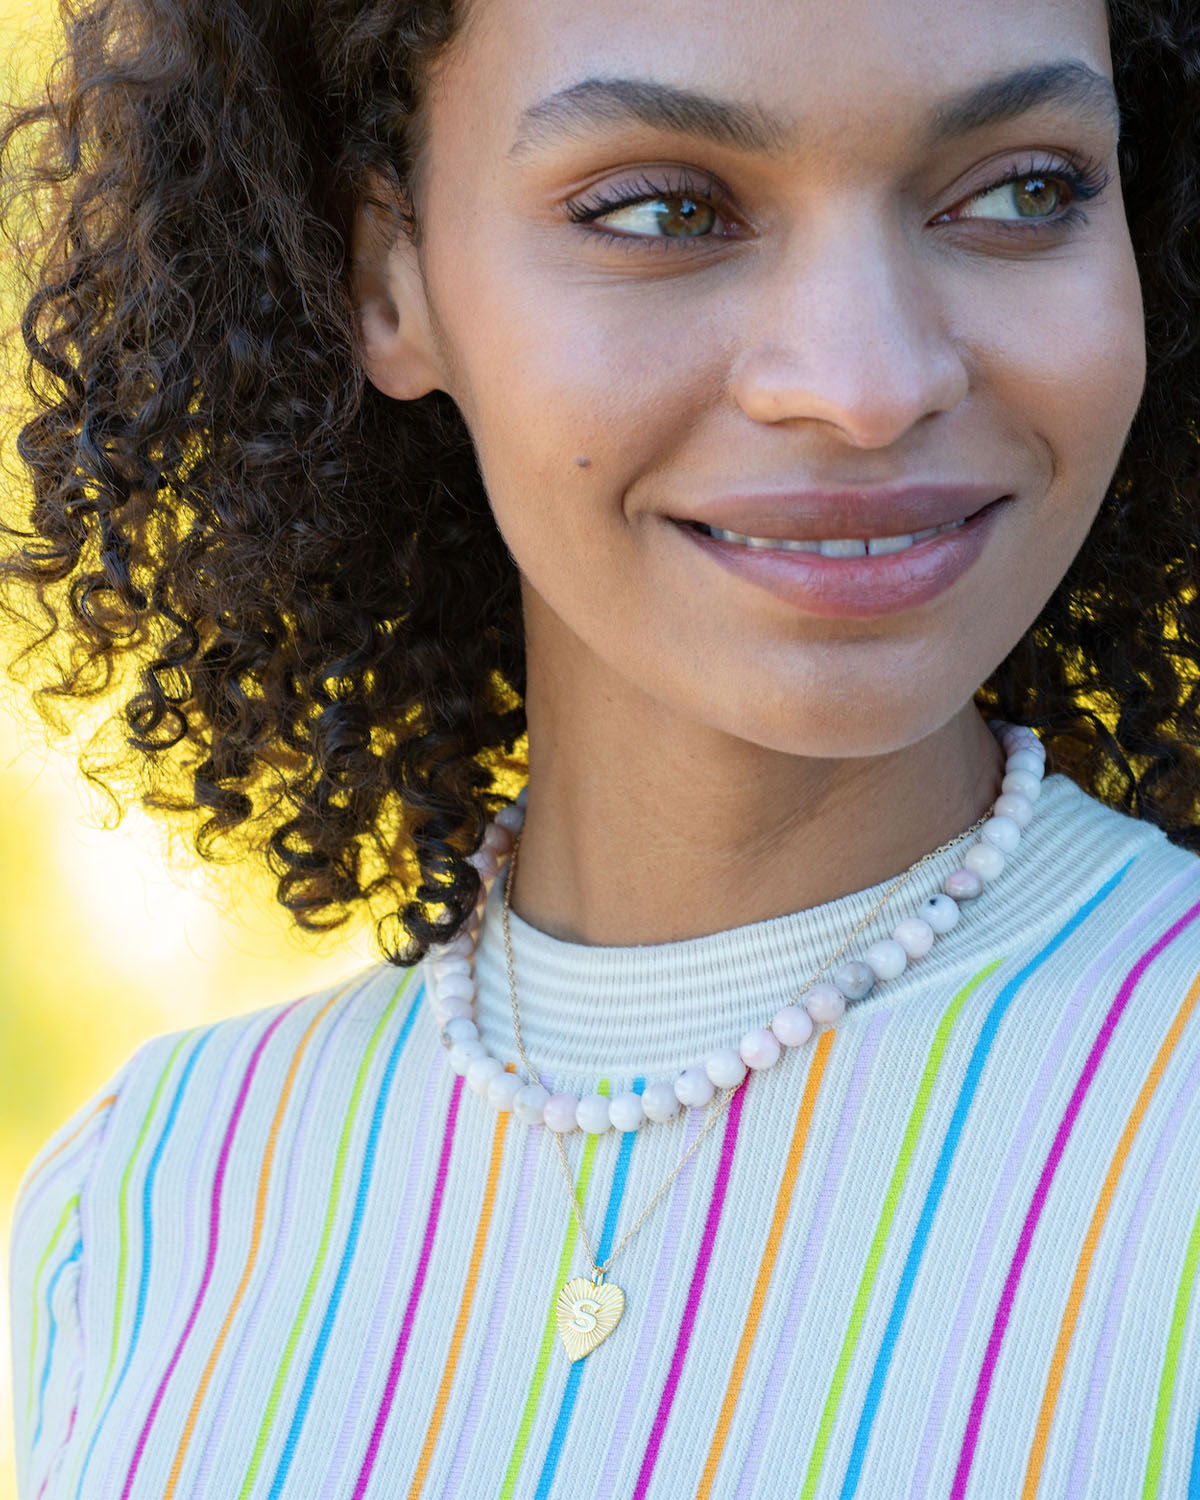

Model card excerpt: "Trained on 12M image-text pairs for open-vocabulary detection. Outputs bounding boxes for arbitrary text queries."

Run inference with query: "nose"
[729,218,970,447]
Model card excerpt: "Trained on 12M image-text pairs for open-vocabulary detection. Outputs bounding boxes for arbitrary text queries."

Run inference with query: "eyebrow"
[508,61,1120,161]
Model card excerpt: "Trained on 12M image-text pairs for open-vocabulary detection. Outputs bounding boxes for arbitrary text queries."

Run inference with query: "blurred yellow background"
[0,4,377,1494]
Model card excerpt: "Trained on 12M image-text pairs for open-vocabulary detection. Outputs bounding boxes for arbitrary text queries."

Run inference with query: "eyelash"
[563,154,1111,247]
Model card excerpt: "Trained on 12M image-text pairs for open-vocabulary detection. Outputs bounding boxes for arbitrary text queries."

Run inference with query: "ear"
[349,187,447,400]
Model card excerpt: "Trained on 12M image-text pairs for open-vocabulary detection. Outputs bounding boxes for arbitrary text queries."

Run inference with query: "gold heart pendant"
[555,1276,625,1362]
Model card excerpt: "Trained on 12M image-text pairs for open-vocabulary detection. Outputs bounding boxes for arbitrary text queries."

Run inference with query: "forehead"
[438,0,1112,151]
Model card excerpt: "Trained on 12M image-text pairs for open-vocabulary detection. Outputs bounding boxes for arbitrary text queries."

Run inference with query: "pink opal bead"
[467,1055,504,1095]
[513,1081,550,1124]
[482,821,513,854]
[739,1027,782,1070]
[435,933,473,959]
[705,1048,748,1088]
[831,962,874,1001]
[944,867,984,900]
[442,1016,479,1044]
[920,893,960,932]
[771,1004,814,1047]
[805,983,846,1024]
[487,1071,525,1111]
[434,994,474,1023]
[516,784,530,808]
[963,841,1006,881]
[891,917,935,959]
[1002,769,1042,801]
[543,1092,581,1132]
[436,973,474,1003]
[468,846,500,880]
[576,1094,613,1133]
[448,1038,488,1075]
[433,954,471,979]
[609,1091,646,1131]
[494,803,525,833]
[864,938,907,981]
[993,791,1034,828]
[641,1081,682,1122]
[1005,748,1045,778]
[980,814,1021,853]
[675,1067,715,1108]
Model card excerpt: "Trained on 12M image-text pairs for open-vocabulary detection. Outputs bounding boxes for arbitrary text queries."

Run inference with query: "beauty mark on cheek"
[574,455,592,468]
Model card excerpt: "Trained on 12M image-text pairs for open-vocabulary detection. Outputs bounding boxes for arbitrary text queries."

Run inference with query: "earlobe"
[350,195,447,401]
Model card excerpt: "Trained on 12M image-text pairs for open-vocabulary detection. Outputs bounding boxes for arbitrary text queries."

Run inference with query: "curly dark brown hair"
[0,0,1196,964]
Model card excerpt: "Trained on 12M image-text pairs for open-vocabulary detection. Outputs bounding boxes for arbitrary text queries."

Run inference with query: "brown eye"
[948,173,1070,224]
[1011,176,1061,217]
[596,194,717,237]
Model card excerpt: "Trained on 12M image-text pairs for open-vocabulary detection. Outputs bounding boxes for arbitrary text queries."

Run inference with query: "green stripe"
[1142,1192,1200,1498]
[237,971,416,1500]
[800,960,1003,1500]
[498,1079,611,1500]
[26,1193,79,1420]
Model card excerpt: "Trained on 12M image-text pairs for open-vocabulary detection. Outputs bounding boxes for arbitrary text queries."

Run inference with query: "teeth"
[702,519,964,553]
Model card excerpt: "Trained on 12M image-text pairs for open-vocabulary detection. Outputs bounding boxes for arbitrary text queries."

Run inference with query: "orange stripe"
[15,1093,119,1210]
[1020,967,1200,1500]
[406,1063,515,1499]
[696,1030,836,1499]
[163,985,353,1499]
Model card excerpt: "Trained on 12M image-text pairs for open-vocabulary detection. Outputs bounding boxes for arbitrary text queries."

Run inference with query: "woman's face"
[367,0,1145,759]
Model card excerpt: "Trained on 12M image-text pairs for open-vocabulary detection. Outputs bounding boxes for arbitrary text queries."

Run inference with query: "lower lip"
[674,500,1007,619]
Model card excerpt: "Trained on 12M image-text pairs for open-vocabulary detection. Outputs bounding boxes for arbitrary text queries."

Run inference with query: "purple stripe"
[187,988,365,1495]
[350,1073,465,1500]
[735,1011,889,1500]
[907,865,1200,1500]
[594,1108,705,1500]
[119,1002,301,1500]
[319,1045,445,1496]
[632,1077,749,1500]
[441,1084,546,1499]
[951,897,1200,1500]
[1066,1041,1200,1497]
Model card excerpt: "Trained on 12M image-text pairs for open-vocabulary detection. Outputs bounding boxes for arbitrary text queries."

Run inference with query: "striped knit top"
[10,773,1200,1499]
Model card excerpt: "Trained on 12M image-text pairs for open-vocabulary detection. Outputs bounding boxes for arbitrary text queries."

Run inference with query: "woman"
[5,0,1200,1494]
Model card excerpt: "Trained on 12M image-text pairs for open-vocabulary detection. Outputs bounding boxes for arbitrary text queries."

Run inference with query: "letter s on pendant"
[569,1297,601,1333]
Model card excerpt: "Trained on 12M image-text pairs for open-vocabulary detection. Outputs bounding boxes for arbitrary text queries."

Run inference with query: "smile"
[691,520,966,555]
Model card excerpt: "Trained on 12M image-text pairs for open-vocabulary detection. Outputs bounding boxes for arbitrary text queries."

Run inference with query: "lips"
[673,483,1007,542]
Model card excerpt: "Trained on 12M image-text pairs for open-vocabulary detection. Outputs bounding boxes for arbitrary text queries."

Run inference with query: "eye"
[932,157,1110,228]
[564,172,734,242]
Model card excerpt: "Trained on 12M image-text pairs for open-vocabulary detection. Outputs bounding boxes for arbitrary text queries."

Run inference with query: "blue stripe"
[534,1078,646,1500]
[266,977,424,1500]
[73,1025,217,1500]
[1190,1394,1200,1497]
[837,858,1134,1500]
[33,1240,83,1450]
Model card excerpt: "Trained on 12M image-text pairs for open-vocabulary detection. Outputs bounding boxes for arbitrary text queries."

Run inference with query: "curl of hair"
[0,0,1196,965]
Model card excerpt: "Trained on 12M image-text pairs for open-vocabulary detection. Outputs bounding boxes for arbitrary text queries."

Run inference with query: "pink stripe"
[950,897,1200,1500]
[351,1072,465,1500]
[441,1079,546,1500]
[908,866,1200,1500]
[119,1003,300,1500]
[736,1010,887,1500]
[320,1046,445,1497]
[594,1108,705,1500]
[188,989,364,1495]
[632,1076,749,1500]
[1066,1041,1200,1497]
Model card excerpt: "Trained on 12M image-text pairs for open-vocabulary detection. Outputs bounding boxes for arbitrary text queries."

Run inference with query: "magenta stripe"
[950,897,1200,1500]
[735,1011,887,1500]
[119,1003,301,1500]
[441,1080,546,1500]
[632,1077,749,1500]
[351,1072,465,1500]
[320,1045,445,1497]
[188,988,366,1495]
[595,1108,705,1500]
[1066,1040,1200,1497]
[908,866,1200,1500]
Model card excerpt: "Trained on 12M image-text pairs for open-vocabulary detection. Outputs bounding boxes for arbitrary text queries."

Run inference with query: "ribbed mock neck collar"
[469,775,1153,1093]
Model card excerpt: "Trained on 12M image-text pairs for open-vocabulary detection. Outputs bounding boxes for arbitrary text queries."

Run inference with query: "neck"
[512,644,1005,948]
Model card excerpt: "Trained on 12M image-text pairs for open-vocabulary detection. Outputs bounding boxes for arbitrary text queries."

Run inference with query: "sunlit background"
[0,4,378,1493]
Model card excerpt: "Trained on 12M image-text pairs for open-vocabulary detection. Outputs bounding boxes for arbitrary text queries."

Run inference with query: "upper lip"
[674,483,1008,540]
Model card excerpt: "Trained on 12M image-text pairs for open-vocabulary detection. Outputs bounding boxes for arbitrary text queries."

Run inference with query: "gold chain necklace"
[500,812,989,1362]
